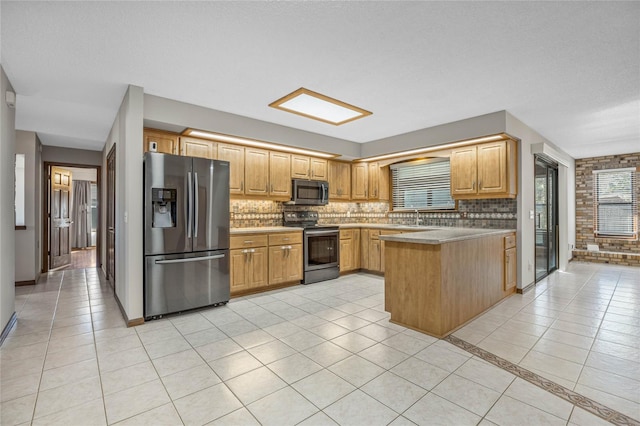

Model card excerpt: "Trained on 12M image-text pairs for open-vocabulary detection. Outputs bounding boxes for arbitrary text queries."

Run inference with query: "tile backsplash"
[231,199,516,229]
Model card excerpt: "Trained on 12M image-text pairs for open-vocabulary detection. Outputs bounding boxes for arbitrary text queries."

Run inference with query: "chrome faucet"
[415,209,421,226]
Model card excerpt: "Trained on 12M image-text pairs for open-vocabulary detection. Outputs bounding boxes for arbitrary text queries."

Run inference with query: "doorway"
[43,162,101,272]
[534,156,559,281]
[106,145,116,288]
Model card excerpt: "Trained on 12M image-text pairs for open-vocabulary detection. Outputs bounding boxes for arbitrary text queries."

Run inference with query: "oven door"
[304,229,339,271]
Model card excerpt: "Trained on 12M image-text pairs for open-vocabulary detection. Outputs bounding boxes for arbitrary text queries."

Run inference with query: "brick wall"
[574,152,640,264]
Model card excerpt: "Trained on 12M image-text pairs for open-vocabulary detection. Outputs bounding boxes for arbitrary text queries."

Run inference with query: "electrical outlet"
[347,211,351,218]
[528,262,532,271]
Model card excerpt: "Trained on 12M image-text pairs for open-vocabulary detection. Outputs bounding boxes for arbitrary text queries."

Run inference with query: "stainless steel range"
[283,211,339,284]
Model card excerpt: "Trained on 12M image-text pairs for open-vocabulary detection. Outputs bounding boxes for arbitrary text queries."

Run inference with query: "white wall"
[1,65,17,336]
[14,131,40,283]
[144,94,362,159]
[103,85,144,322]
[506,112,576,289]
[362,111,508,158]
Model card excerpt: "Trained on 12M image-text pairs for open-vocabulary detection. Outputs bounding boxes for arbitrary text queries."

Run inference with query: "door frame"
[534,156,559,282]
[42,161,102,273]
[106,144,116,290]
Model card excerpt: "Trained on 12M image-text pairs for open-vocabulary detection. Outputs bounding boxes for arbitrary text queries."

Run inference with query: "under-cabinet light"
[357,134,508,162]
[269,88,372,126]
[182,129,339,159]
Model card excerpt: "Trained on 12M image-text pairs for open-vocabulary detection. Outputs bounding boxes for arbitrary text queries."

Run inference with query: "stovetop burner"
[283,210,337,230]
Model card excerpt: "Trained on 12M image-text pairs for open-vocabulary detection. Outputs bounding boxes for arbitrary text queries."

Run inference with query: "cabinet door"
[250,247,268,288]
[369,239,381,272]
[269,152,291,198]
[329,161,350,200]
[504,247,517,292]
[368,162,380,199]
[477,141,507,194]
[286,244,303,282]
[360,229,370,270]
[310,158,328,180]
[230,249,249,294]
[179,137,217,159]
[352,229,361,269]
[245,148,269,195]
[351,163,368,200]
[340,238,353,272]
[378,165,390,201]
[144,130,178,154]
[269,246,287,285]
[450,146,477,196]
[291,155,310,179]
[218,144,245,194]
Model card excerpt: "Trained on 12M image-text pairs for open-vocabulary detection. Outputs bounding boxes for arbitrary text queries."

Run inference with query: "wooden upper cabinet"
[179,136,217,159]
[351,163,368,200]
[477,142,507,195]
[291,155,327,180]
[245,148,269,196]
[367,162,390,201]
[310,158,328,180]
[450,145,478,196]
[291,155,310,179]
[329,160,351,200]
[450,140,517,199]
[269,151,291,198]
[218,143,245,194]
[368,162,380,200]
[143,129,178,155]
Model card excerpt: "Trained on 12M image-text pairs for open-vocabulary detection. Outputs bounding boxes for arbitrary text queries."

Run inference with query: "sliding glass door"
[535,157,559,281]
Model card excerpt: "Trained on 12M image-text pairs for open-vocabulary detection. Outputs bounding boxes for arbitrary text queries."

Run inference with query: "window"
[594,168,637,238]
[391,158,456,211]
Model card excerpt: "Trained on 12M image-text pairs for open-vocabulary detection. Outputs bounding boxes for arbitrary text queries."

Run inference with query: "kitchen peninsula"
[381,228,517,338]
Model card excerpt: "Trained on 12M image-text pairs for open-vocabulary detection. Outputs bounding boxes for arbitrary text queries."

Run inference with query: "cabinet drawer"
[230,234,268,249]
[369,229,381,240]
[504,234,516,249]
[340,229,355,240]
[269,232,302,246]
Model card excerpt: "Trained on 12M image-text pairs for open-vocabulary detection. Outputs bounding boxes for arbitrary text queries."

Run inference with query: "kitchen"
[2,2,638,424]
[141,121,519,328]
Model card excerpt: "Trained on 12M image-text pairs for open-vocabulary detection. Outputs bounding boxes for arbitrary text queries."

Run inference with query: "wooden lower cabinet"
[269,244,302,285]
[230,246,268,294]
[380,230,402,273]
[339,229,360,272]
[231,231,303,296]
[504,233,517,292]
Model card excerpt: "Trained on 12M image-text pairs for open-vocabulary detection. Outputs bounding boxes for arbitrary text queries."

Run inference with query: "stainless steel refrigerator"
[144,152,230,319]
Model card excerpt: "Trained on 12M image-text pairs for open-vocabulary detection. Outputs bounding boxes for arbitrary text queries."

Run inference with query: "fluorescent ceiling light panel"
[270,88,372,125]
[183,129,339,158]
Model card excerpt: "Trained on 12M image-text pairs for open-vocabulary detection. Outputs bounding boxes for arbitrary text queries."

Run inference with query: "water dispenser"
[151,188,177,228]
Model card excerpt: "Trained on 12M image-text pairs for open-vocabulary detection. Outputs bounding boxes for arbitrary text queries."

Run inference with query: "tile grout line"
[444,334,640,426]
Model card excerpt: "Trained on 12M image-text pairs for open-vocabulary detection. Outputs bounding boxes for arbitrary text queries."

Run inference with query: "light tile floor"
[0,262,637,425]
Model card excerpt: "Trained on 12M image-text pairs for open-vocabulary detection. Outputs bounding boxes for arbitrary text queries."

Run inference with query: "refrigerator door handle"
[155,254,225,265]
[187,172,193,239]
[194,172,199,238]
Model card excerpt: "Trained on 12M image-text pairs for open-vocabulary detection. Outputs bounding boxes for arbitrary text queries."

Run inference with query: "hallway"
[0,263,638,425]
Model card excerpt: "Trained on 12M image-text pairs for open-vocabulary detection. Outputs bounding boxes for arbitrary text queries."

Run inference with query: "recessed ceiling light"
[269,87,372,126]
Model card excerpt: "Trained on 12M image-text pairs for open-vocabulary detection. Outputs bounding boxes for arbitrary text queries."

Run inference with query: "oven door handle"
[306,229,339,237]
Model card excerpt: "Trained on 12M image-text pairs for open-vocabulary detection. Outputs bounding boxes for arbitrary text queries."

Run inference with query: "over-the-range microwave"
[289,179,329,205]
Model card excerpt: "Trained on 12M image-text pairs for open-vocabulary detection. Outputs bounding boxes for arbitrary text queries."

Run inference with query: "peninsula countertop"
[379,227,515,244]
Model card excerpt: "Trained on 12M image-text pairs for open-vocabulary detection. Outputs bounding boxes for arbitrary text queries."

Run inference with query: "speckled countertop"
[230,226,302,234]
[379,227,515,244]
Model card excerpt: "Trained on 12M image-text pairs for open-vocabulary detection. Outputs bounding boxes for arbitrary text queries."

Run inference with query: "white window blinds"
[391,158,455,211]
[594,168,638,238]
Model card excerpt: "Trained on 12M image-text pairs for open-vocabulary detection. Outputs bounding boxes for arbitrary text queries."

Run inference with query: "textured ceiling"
[1,1,638,158]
